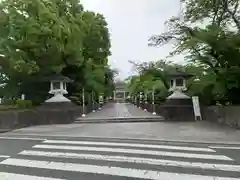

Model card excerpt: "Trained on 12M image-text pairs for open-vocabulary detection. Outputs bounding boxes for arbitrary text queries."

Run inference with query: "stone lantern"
[45,75,73,103]
[160,68,195,121]
[167,68,193,102]
[38,75,79,124]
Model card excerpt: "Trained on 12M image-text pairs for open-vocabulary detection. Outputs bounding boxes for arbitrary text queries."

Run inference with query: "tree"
[127,60,174,102]
[62,11,112,102]
[149,0,240,104]
[0,0,113,105]
[127,59,226,104]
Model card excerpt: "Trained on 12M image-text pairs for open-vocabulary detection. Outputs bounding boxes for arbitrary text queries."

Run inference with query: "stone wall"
[0,103,96,133]
[0,110,41,132]
[202,106,240,129]
[132,101,240,128]
[136,102,194,121]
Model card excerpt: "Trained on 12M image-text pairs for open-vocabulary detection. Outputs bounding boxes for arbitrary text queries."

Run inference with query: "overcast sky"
[82,0,183,79]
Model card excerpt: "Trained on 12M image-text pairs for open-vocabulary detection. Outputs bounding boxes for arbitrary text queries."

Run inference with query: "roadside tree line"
[127,0,240,105]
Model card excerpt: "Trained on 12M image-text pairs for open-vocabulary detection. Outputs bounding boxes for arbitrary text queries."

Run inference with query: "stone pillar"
[143,93,147,111]
[82,88,86,117]
[92,91,95,112]
[139,92,142,108]
[152,89,156,115]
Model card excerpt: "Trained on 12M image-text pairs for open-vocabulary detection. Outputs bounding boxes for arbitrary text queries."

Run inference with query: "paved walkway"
[77,103,162,121]
[5,118,240,144]
[3,103,240,143]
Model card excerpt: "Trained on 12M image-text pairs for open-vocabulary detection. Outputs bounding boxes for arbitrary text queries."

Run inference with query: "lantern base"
[167,90,190,99]
[160,90,194,121]
[45,93,71,103]
[38,101,80,124]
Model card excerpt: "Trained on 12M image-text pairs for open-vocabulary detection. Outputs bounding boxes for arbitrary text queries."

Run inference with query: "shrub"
[15,100,32,109]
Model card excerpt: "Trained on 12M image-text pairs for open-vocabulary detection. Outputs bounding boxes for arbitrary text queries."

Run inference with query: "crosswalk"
[0,138,239,179]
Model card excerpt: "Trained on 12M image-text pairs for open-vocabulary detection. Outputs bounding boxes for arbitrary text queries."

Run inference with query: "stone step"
[74,116,165,124]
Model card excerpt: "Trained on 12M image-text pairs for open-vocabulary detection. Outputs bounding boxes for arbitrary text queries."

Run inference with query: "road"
[0,133,240,179]
[0,103,239,179]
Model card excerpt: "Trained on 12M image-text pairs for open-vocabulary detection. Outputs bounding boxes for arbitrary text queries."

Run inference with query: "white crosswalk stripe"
[0,172,65,180]
[19,150,240,172]
[0,155,10,158]
[0,138,239,180]
[209,146,240,150]
[43,140,216,152]
[32,144,232,160]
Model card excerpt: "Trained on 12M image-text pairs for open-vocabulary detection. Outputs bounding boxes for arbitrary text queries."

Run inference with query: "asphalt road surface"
[0,135,239,180]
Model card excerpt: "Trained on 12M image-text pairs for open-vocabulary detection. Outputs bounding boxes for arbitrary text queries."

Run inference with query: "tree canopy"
[127,0,240,105]
[0,0,116,105]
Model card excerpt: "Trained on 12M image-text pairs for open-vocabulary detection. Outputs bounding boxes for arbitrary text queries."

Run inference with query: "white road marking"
[33,144,233,161]
[43,140,215,152]
[0,137,46,141]
[209,146,240,150]
[20,150,240,172]
[0,155,10,158]
[1,158,239,180]
[0,172,65,180]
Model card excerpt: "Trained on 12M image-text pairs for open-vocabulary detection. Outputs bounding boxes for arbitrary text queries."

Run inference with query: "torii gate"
[113,81,128,101]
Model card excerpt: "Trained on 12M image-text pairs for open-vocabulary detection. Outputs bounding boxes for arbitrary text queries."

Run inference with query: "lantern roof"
[167,68,193,79]
[43,75,73,83]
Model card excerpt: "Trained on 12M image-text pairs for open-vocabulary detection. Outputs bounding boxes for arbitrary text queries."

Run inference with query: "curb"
[74,118,165,124]
[1,133,240,145]
[76,116,164,120]
[89,136,240,146]
[0,129,12,134]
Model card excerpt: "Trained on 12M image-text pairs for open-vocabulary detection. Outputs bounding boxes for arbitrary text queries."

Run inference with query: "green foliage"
[15,100,32,109]
[0,0,114,104]
[148,0,240,105]
[127,59,232,105]
[127,60,172,101]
